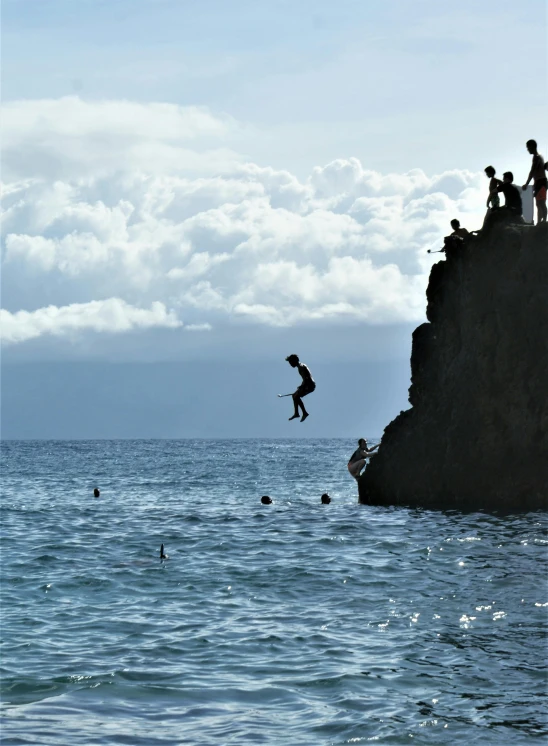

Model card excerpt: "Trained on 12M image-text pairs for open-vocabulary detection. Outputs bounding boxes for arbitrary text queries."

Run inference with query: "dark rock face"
[359,213,548,510]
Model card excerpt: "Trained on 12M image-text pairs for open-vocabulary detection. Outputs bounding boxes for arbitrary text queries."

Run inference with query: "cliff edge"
[359,213,548,510]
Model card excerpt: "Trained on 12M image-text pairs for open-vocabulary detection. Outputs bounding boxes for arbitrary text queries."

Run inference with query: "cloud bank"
[1,97,487,346]
[0,299,181,344]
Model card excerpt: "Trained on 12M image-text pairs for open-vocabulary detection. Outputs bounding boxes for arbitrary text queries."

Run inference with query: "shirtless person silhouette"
[285,354,315,422]
[522,139,547,224]
[484,166,501,210]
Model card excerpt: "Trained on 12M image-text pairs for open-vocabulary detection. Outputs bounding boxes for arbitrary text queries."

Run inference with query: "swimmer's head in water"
[93,488,100,498]
[321,493,331,504]
[261,495,272,504]
[285,354,299,367]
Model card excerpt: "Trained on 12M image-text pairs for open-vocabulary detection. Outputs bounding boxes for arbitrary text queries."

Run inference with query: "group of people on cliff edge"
[441,139,546,253]
[485,139,547,224]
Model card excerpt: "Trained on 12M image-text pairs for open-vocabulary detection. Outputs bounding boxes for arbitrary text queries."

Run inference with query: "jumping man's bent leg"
[297,394,309,421]
[289,393,300,420]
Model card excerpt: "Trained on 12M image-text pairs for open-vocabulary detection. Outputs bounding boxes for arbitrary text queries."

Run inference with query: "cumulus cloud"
[0,299,182,344]
[1,97,488,345]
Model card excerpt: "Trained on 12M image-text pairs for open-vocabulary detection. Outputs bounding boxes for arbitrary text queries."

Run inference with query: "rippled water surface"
[1,440,547,745]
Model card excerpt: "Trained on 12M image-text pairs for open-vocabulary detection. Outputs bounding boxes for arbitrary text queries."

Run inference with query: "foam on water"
[1,440,547,745]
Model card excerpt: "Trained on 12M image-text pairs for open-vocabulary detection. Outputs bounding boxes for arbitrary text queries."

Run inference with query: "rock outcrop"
[359,212,548,510]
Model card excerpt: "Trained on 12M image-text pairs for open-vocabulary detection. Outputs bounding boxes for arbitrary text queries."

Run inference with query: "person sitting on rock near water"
[347,439,379,481]
[494,172,523,217]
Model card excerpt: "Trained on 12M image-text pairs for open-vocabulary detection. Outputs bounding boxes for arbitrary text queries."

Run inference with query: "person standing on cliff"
[484,166,502,210]
[522,140,547,224]
[285,354,315,422]
[347,439,379,481]
[494,172,523,217]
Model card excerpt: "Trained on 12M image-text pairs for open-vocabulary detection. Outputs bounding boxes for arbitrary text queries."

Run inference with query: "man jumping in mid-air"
[285,354,315,422]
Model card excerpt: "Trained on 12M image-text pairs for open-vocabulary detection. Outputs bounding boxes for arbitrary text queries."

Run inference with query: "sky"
[1,0,547,438]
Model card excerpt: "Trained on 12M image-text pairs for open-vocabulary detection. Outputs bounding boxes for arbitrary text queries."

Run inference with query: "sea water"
[1,439,546,745]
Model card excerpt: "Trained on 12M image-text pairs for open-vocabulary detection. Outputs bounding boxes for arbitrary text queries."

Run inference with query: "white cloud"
[1,97,241,182]
[0,299,182,344]
[185,323,212,332]
[1,97,489,346]
[166,252,232,280]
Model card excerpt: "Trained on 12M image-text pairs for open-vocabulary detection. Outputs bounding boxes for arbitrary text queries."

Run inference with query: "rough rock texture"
[359,212,548,510]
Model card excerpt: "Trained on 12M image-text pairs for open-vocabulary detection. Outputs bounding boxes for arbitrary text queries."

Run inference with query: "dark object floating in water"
[160,544,169,559]
[93,488,100,498]
[261,496,272,505]
[321,493,331,504]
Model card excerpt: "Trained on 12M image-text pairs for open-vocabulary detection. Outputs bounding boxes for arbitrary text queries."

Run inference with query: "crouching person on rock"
[347,439,379,481]
[443,219,472,253]
[449,219,470,239]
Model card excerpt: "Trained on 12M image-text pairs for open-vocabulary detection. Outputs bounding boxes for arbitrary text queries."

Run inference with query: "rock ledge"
[359,214,548,510]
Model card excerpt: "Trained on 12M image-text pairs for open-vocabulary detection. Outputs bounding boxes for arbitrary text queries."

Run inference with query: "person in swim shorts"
[285,354,315,422]
[485,166,501,210]
[522,139,547,224]
[347,438,379,481]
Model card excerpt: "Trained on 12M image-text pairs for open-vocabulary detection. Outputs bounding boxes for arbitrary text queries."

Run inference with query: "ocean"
[1,439,546,745]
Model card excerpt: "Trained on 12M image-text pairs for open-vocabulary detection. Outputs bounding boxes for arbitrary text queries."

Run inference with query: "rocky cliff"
[359,212,548,510]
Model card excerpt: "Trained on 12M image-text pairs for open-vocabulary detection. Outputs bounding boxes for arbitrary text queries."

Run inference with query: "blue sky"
[3,0,546,173]
[1,0,546,437]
